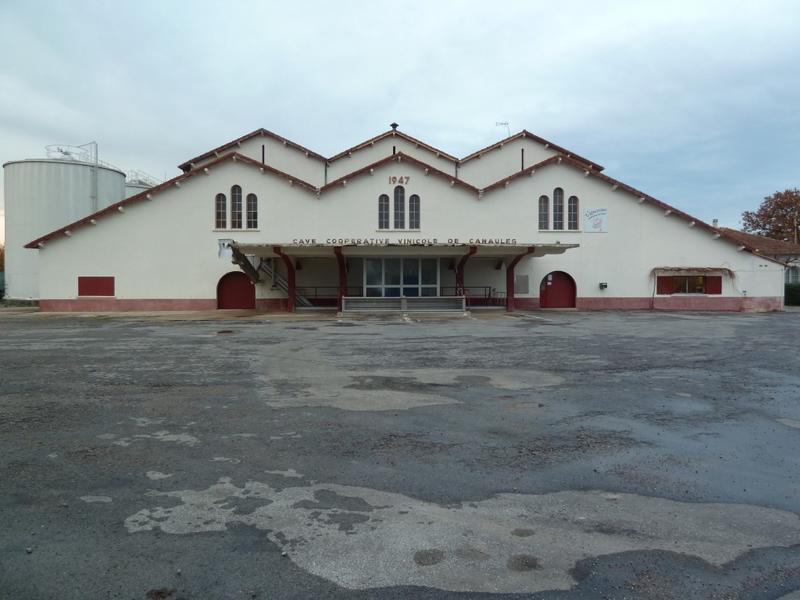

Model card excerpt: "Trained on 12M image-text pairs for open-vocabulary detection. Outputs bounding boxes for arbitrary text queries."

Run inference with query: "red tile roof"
[25,152,318,249]
[719,228,800,257]
[24,147,784,266]
[177,127,599,172]
[321,152,478,193]
[178,128,327,172]
[328,130,458,162]
[460,130,603,171]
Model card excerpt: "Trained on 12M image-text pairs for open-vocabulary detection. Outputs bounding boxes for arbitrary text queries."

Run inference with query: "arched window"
[568,196,579,230]
[231,185,242,229]
[409,194,420,229]
[378,194,390,229]
[246,193,258,229]
[215,193,227,229]
[538,195,549,230]
[553,187,564,230]
[394,185,405,229]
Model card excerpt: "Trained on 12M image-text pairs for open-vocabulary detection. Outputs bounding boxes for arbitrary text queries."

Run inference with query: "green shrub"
[786,283,800,306]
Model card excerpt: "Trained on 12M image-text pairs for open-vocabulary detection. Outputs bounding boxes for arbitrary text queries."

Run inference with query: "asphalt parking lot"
[1,308,799,599]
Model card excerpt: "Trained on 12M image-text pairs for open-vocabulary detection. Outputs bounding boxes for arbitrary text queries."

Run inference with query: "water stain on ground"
[124,479,800,594]
[414,549,445,566]
[291,489,375,512]
[511,528,535,537]
[145,589,175,600]
[345,375,447,393]
[507,554,541,571]
[482,427,645,468]
[260,367,563,411]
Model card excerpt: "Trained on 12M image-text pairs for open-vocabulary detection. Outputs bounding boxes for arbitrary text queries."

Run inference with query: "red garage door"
[217,272,255,309]
[539,271,576,308]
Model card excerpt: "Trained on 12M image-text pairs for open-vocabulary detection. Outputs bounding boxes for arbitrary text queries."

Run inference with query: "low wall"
[37,295,784,313]
[576,296,783,312]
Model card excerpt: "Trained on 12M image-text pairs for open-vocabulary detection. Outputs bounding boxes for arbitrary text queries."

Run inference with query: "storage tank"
[3,148,126,300]
[124,171,158,199]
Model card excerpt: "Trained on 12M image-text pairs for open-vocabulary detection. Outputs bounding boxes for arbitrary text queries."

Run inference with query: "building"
[24,125,785,312]
[719,228,800,284]
[2,144,156,300]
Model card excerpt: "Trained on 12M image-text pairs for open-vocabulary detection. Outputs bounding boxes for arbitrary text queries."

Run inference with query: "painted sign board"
[584,208,608,233]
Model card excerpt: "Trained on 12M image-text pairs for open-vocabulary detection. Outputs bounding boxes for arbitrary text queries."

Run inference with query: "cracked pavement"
[1,309,799,599]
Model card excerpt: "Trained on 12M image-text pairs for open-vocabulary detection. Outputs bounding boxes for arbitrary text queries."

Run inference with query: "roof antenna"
[496,121,511,138]
[390,122,399,131]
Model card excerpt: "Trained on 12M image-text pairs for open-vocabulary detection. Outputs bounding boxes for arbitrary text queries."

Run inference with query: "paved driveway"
[1,310,799,599]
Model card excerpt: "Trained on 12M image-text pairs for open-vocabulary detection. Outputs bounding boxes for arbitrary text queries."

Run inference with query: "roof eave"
[26,152,319,249]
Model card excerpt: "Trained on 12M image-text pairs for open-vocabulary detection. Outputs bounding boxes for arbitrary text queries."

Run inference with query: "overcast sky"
[1,0,798,245]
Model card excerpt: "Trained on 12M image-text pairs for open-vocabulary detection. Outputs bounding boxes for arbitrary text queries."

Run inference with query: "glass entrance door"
[363,258,439,297]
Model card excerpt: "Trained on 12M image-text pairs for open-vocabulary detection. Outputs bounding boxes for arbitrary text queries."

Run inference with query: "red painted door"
[217,272,255,309]
[539,271,576,308]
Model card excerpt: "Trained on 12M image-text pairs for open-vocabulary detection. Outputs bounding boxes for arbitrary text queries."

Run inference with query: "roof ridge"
[459,129,603,171]
[327,129,458,162]
[322,151,477,192]
[178,129,327,171]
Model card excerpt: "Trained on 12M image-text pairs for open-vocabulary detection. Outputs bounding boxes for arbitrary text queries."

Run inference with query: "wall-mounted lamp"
[599,282,608,290]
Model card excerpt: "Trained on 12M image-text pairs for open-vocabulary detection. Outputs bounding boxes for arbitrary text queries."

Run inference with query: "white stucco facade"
[28,126,785,312]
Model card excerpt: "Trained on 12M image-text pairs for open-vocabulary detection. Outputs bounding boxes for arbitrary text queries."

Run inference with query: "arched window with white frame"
[231,185,243,229]
[553,187,564,230]
[409,194,420,229]
[568,195,579,230]
[393,185,405,229]
[246,193,258,229]
[538,195,549,230]
[215,193,227,229]
[378,194,389,229]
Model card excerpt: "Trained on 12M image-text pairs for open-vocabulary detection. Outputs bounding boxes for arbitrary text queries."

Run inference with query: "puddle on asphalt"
[259,368,564,412]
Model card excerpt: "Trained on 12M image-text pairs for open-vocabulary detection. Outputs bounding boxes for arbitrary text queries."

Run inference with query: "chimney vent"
[390,122,399,131]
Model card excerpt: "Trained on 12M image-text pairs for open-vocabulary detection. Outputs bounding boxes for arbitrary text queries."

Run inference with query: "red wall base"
[512,298,540,310]
[38,296,784,313]
[575,296,783,312]
[39,298,290,312]
[39,299,217,312]
[255,298,290,311]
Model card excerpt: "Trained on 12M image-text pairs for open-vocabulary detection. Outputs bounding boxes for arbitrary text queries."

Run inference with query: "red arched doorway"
[539,271,576,308]
[217,272,255,309]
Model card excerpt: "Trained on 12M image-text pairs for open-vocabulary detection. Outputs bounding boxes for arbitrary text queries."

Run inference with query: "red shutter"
[705,275,722,295]
[78,276,115,296]
[656,276,673,295]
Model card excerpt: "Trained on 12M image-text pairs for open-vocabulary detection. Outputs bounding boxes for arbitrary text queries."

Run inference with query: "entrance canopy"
[229,241,578,260]
[225,241,579,313]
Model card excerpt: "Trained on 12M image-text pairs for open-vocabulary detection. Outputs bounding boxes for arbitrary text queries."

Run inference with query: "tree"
[742,189,800,244]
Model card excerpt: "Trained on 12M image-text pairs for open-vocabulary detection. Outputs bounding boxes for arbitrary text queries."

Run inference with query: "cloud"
[1,0,798,236]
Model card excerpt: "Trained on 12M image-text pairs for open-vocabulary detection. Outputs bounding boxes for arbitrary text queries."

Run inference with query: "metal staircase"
[256,259,313,307]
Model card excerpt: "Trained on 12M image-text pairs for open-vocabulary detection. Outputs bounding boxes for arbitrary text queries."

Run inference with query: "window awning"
[651,267,735,277]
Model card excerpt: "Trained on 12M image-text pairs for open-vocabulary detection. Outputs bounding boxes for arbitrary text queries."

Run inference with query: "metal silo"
[124,171,158,199]
[2,143,126,300]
